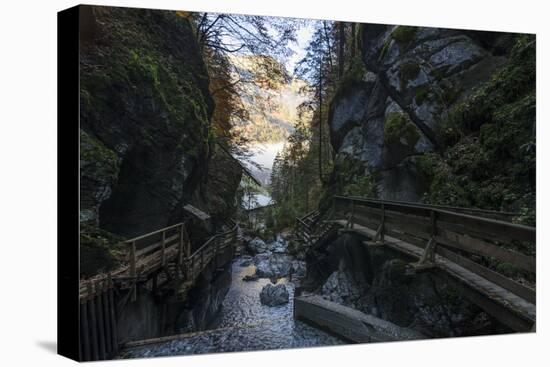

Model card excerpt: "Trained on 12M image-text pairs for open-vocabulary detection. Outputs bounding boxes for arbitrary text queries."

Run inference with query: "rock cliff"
[328,25,535,216]
[79,6,241,275]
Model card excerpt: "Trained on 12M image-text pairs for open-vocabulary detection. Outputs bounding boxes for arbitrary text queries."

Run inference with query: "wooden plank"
[294,295,424,342]
[436,209,535,244]
[134,234,179,258]
[183,204,210,221]
[80,301,91,361]
[129,241,136,278]
[126,222,183,243]
[343,196,519,221]
[109,289,119,356]
[436,246,536,304]
[101,290,112,355]
[161,231,166,266]
[96,286,106,360]
[435,228,535,273]
[88,296,99,361]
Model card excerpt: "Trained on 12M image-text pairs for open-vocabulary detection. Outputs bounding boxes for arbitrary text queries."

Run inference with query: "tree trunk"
[351,23,356,60]
[318,58,323,182]
[338,22,345,79]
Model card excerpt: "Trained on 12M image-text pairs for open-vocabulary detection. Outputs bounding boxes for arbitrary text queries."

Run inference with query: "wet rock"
[242,274,259,282]
[260,283,289,306]
[247,237,269,254]
[239,259,253,267]
[269,239,287,254]
[254,253,293,278]
[321,270,362,305]
[291,260,307,278]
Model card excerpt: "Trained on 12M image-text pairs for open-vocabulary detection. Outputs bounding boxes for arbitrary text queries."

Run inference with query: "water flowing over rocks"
[119,257,345,358]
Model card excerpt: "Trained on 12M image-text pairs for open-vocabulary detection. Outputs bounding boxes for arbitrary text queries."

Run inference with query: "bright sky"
[285,24,315,74]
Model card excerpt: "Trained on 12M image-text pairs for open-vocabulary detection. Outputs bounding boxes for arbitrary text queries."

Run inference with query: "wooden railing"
[78,221,239,361]
[332,196,536,303]
[295,210,320,244]
[80,221,238,300]
[342,196,521,222]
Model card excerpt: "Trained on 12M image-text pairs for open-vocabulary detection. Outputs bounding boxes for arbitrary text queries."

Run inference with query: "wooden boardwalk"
[78,220,239,361]
[295,196,536,332]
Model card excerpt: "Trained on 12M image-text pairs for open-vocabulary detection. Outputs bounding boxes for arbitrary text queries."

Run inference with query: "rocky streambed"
[119,235,347,358]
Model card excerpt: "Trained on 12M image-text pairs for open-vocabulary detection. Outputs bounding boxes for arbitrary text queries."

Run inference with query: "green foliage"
[80,223,126,277]
[417,35,535,219]
[80,130,120,182]
[80,8,212,156]
[342,175,376,198]
[333,55,368,102]
[384,112,420,146]
[391,26,418,48]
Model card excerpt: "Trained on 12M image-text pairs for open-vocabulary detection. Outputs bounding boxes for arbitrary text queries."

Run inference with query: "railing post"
[184,224,191,258]
[161,230,166,266]
[178,223,184,268]
[350,200,355,229]
[129,241,136,278]
[416,209,437,270]
[380,203,385,243]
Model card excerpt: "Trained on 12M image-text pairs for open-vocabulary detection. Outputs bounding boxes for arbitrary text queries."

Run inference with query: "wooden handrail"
[335,196,520,221]
[80,220,240,300]
[124,222,184,243]
[332,196,535,273]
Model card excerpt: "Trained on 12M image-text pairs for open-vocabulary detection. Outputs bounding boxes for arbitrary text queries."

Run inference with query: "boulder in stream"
[260,283,289,306]
[254,253,293,278]
[247,237,269,254]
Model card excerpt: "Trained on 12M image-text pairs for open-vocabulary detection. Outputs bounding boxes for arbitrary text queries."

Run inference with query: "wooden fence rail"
[331,196,536,304]
[78,220,239,361]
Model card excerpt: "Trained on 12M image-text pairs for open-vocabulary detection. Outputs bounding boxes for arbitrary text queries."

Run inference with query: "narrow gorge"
[75,5,536,361]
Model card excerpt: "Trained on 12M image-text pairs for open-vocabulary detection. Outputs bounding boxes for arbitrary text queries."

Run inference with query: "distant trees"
[269,20,362,227]
[186,12,300,171]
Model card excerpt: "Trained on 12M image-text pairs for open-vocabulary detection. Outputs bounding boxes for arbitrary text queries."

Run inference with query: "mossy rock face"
[80,6,214,238]
[384,112,420,147]
[415,84,431,105]
[80,130,120,222]
[391,26,418,49]
[427,35,535,215]
[399,61,420,89]
[80,223,126,277]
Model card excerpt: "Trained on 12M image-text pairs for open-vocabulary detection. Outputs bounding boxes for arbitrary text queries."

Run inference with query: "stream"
[120,256,347,358]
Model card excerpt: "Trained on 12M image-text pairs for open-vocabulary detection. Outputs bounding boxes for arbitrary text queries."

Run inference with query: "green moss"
[384,112,420,146]
[399,62,420,89]
[415,84,430,105]
[80,223,126,277]
[80,8,213,161]
[332,55,368,102]
[391,26,418,49]
[80,130,120,181]
[342,175,377,198]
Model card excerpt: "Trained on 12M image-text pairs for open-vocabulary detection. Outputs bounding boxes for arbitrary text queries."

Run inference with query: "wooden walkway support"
[78,220,240,361]
[294,295,424,342]
[295,196,536,332]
